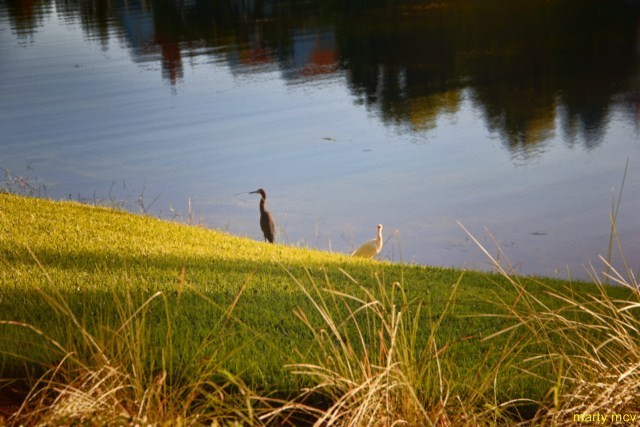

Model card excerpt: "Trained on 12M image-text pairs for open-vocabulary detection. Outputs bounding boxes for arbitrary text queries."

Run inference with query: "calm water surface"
[1,0,639,279]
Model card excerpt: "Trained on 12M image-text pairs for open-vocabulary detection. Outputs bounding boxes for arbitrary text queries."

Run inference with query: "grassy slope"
[0,194,627,404]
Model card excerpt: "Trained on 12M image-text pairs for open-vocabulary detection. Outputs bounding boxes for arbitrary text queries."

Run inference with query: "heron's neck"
[259,198,266,213]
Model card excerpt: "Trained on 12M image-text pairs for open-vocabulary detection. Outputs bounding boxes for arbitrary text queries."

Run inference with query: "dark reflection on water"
[5,0,640,151]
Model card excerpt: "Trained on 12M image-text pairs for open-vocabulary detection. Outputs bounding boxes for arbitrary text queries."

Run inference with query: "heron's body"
[351,224,383,258]
[250,189,275,243]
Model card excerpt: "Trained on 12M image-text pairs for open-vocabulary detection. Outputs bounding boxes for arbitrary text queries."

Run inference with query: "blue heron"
[250,188,275,243]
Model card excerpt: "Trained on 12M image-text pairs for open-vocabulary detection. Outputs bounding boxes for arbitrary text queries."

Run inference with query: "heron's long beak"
[249,190,259,194]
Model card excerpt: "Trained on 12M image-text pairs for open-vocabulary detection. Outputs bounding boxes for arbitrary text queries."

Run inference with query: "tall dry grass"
[264,267,527,426]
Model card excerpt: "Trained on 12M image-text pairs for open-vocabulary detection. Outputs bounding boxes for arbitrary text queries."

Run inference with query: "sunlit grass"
[0,194,511,389]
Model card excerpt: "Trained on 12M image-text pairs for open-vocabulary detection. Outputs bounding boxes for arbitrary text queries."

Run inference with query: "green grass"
[0,193,635,424]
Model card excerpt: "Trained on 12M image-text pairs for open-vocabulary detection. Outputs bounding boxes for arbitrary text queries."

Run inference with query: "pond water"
[1,0,639,280]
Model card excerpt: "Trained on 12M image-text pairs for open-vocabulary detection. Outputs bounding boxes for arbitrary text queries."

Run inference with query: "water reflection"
[3,0,640,153]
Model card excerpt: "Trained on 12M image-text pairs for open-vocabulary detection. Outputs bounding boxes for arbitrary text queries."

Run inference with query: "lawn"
[0,193,636,425]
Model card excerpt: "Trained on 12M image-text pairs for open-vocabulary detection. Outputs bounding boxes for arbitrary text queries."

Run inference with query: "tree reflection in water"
[4,0,640,152]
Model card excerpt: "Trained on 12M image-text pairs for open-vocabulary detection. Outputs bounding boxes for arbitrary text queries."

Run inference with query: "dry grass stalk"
[461,199,640,426]
[266,267,518,426]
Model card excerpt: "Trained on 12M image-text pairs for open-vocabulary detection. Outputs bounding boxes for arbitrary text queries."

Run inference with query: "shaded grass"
[3,277,262,425]
[0,193,634,424]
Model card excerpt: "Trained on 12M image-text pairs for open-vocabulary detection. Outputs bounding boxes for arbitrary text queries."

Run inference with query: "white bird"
[351,224,383,258]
